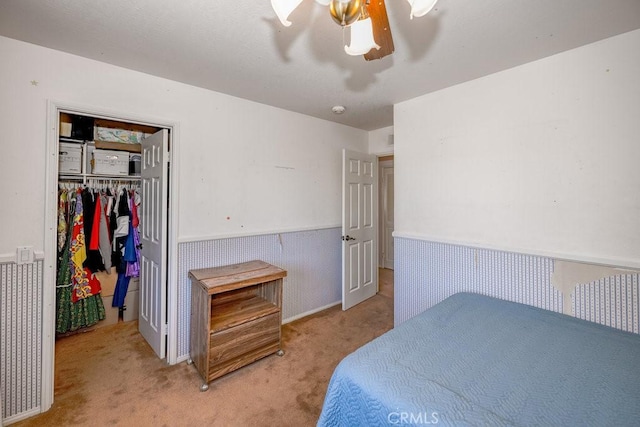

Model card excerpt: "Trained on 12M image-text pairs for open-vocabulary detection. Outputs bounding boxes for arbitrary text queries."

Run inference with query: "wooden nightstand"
[188,260,287,391]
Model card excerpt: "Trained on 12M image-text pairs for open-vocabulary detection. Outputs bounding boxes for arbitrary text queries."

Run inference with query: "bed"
[318,292,640,426]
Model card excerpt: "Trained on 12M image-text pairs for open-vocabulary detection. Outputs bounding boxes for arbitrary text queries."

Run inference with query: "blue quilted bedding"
[318,292,640,426]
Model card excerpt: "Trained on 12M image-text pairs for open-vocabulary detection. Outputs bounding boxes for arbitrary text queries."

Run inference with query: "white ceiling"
[1,0,640,131]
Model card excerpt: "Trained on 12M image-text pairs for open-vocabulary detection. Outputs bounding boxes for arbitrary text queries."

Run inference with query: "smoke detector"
[331,105,346,115]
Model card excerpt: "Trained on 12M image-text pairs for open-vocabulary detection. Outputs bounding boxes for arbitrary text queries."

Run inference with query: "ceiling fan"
[271,0,439,61]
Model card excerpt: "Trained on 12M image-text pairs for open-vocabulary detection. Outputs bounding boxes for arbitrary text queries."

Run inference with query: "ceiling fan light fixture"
[271,0,438,60]
[271,0,305,27]
[345,17,380,56]
[329,0,363,26]
[407,0,438,19]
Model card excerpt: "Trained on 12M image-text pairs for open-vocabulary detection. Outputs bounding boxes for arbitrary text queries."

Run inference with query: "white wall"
[395,29,640,269]
[368,125,394,155]
[0,36,368,254]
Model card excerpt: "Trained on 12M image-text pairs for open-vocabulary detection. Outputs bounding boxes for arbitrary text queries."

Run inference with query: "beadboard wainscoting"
[176,227,342,360]
[573,275,639,334]
[395,237,640,336]
[1,260,43,423]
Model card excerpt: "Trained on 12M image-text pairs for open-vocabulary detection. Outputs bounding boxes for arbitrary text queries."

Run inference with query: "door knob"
[341,235,356,241]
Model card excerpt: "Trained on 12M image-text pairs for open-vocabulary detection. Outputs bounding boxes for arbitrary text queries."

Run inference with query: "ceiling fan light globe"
[408,0,438,19]
[315,0,331,5]
[271,0,305,26]
[329,0,362,26]
[344,17,381,56]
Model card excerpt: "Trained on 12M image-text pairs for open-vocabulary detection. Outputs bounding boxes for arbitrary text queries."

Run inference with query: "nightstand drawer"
[209,312,280,366]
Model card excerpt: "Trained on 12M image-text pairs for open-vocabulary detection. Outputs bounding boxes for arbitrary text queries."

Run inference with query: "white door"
[382,166,394,269]
[139,129,169,358]
[342,149,378,310]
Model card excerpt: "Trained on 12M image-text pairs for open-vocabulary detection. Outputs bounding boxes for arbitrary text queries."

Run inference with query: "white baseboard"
[283,300,341,324]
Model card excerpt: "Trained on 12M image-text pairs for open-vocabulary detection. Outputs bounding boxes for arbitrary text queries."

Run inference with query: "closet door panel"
[139,129,169,358]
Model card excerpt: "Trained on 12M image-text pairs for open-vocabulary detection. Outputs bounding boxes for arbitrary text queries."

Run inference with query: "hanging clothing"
[112,188,131,274]
[89,193,112,271]
[70,190,101,303]
[82,189,106,273]
[113,189,141,308]
[130,189,140,228]
[56,181,141,327]
[112,274,131,308]
[57,190,68,251]
[124,192,140,278]
[56,188,105,334]
[114,199,136,308]
[125,223,141,278]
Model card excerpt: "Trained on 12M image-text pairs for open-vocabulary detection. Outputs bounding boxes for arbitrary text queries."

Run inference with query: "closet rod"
[59,174,141,182]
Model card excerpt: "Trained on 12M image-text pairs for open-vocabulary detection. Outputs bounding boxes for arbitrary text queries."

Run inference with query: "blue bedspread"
[318,292,640,426]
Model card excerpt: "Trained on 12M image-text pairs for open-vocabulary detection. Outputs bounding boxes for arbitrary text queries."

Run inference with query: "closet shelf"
[59,173,141,182]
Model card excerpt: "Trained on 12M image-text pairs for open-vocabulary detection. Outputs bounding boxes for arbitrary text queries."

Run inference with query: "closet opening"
[43,106,176,411]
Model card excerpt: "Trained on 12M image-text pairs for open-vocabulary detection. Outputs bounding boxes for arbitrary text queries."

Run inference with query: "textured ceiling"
[1,0,640,130]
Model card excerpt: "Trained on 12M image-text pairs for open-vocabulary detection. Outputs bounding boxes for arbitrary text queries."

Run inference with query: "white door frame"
[42,100,181,412]
[379,160,394,270]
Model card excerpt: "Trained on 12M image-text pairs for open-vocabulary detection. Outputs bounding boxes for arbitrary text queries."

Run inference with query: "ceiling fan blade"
[364,0,394,60]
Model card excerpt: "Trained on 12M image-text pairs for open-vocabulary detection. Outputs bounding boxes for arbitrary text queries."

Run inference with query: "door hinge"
[162,323,168,336]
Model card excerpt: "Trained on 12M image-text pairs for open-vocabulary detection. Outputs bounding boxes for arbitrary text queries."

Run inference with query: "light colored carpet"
[15,268,394,426]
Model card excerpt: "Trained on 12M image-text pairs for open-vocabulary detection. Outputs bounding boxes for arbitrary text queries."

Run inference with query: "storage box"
[93,118,155,146]
[92,149,129,175]
[123,289,139,322]
[97,295,120,327]
[129,154,141,175]
[129,277,139,292]
[94,140,141,153]
[85,142,95,175]
[59,142,82,174]
[95,267,118,297]
[60,122,72,138]
[96,270,138,322]
[71,115,94,141]
[95,127,149,144]
[59,112,73,137]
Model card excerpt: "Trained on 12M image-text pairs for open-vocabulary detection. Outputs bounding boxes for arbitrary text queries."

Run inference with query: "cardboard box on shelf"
[59,142,82,174]
[95,127,148,144]
[60,122,72,138]
[59,112,75,137]
[94,140,141,153]
[93,118,155,147]
[92,149,129,175]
